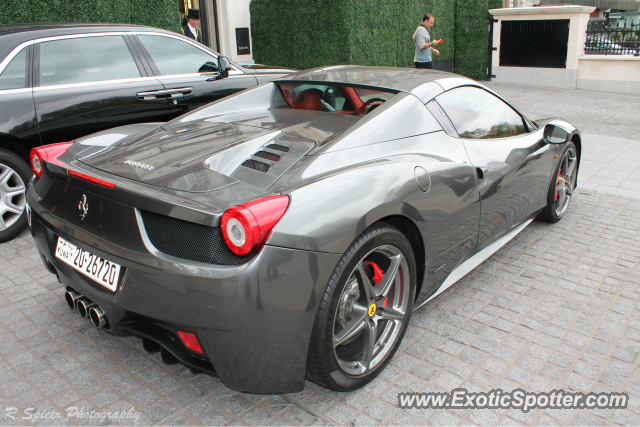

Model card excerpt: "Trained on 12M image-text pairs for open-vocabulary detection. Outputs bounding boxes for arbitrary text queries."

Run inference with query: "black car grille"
[140,210,254,265]
[241,159,270,172]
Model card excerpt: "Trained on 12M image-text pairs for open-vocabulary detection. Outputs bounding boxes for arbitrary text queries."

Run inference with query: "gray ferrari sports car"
[26,66,580,394]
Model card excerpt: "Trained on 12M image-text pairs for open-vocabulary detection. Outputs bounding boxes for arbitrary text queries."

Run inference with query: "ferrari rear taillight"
[220,195,290,256]
[177,331,203,355]
[30,142,74,178]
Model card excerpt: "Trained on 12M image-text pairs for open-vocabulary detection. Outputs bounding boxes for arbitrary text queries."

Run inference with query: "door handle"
[136,90,170,100]
[136,87,193,100]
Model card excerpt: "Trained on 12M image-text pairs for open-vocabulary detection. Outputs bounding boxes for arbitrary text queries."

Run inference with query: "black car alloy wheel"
[0,149,30,242]
[306,223,416,391]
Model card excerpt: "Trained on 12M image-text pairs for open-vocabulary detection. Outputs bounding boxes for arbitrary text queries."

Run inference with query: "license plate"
[55,237,121,292]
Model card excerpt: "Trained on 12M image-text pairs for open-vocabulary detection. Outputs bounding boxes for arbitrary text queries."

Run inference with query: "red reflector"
[68,170,116,188]
[177,331,203,354]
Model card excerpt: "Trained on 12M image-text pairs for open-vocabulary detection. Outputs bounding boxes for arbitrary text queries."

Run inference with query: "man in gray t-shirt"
[413,14,442,69]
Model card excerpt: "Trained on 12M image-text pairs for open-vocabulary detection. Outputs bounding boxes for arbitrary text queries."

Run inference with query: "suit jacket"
[183,25,202,43]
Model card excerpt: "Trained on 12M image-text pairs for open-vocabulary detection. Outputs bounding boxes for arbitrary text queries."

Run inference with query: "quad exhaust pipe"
[64,290,108,328]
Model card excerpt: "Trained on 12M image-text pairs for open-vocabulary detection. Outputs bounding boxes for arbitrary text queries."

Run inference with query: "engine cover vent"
[266,144,290,152]
[253,151,281,162]
[241,159,270,172]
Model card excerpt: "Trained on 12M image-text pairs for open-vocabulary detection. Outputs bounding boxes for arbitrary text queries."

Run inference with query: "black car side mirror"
[544,124,570,144]
[217,56,231,79]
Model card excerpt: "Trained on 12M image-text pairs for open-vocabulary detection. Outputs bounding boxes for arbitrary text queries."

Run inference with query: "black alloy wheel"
[306,223,416,391]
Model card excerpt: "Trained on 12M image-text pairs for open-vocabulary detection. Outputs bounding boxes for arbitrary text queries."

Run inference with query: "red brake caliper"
[555,170,561,202]
[364,261,388,306]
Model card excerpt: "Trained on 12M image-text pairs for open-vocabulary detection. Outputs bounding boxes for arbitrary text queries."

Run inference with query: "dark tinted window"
[39,36,140,86]
[0,47,27,90]
[139,35,218,75]
[437,86,527,139]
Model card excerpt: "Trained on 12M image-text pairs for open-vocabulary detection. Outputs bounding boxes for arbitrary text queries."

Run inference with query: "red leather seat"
[294,90,322,111]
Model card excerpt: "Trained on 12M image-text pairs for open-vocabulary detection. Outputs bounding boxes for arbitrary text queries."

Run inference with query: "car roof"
[0,24,174,58]
[279,65,483,103]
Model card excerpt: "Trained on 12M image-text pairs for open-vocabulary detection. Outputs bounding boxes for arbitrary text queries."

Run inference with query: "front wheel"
[538,142,578,223]
[306,223,416,391]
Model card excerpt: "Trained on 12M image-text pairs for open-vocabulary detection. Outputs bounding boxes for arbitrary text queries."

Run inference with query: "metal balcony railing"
[585,21,640,56]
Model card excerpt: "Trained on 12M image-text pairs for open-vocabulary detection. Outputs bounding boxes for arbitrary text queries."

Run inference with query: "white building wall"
[215,0,254,64]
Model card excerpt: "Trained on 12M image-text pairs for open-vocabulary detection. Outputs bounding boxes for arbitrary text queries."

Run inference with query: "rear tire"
[306,223,416,391]
[538,142,577,224]
[0,148,30,243]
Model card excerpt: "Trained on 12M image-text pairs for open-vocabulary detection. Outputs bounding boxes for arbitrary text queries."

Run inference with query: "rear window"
[277,82,397,116]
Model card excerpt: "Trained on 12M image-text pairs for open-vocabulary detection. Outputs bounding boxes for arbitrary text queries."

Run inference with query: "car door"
[131,33,259,118]
[435,86,553,249]
[0,43,41,149]
[32,33,172,145]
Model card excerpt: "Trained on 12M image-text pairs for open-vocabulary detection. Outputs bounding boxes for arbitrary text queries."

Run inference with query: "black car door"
[131,33,259,118]
[32,33,172,145]
[435,86,553,249]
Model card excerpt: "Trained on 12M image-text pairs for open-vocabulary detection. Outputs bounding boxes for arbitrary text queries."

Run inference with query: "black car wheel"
[538,141,578,223]
[306,223,416,391]
[0,149,30,242]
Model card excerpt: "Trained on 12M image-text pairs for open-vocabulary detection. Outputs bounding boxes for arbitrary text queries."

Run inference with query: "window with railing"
[585,21,640,56]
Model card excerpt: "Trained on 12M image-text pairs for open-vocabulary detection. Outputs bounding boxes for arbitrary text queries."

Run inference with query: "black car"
[0,23,293,242]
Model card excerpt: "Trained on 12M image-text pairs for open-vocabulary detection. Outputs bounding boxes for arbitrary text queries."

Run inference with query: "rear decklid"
[76,109,359,192]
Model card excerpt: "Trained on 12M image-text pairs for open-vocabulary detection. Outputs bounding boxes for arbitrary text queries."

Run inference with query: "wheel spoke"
[565,156,576,177]
[379,305,405,321]
[0,215,6,231]
[333,310,367,347]
[355,263,375,301]
[556,187,566,210]
[5,185,26,198]
[360,319,377,371]
[0,168,11,185]
[375,254,402,299]
[1,203,22,215]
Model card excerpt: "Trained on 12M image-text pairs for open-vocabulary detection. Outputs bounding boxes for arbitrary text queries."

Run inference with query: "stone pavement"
[1,84,640,426]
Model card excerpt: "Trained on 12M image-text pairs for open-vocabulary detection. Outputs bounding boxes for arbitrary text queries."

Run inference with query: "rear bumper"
[28,186,340,394]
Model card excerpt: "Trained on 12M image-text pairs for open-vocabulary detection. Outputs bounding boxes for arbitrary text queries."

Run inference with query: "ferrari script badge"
[78,195,88,220]
[124,160,154,171]
[368,302,377,317]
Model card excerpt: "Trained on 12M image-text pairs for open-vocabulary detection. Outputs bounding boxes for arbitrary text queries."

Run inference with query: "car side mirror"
[217,56,231,79]
[544,124,570,144]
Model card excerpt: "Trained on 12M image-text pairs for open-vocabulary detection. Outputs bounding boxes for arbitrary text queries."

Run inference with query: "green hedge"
[0,0,181,33]
[251,0,500,80]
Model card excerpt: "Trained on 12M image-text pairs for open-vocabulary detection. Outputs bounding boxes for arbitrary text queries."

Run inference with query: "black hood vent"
[140,210,254,265]
[241,159,270,172]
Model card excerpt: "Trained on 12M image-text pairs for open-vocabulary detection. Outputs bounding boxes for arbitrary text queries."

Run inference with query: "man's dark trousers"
[415,61,434,69]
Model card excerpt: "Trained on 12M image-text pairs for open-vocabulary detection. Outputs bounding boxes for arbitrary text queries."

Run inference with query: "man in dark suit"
[182,8,202,43]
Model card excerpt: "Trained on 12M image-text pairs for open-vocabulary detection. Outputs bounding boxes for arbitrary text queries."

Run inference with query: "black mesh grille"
[241,159,270,172]
[140,210,254,265]
[254,151,281,162]
[266,144,289,152]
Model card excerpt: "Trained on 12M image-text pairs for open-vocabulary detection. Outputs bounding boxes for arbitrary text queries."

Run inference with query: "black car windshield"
[277,82,396,116]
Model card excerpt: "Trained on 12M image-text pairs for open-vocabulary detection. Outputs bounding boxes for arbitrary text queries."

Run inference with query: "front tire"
[306,223,416,391]
[0,148,30,243]
[538,142,578,223]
